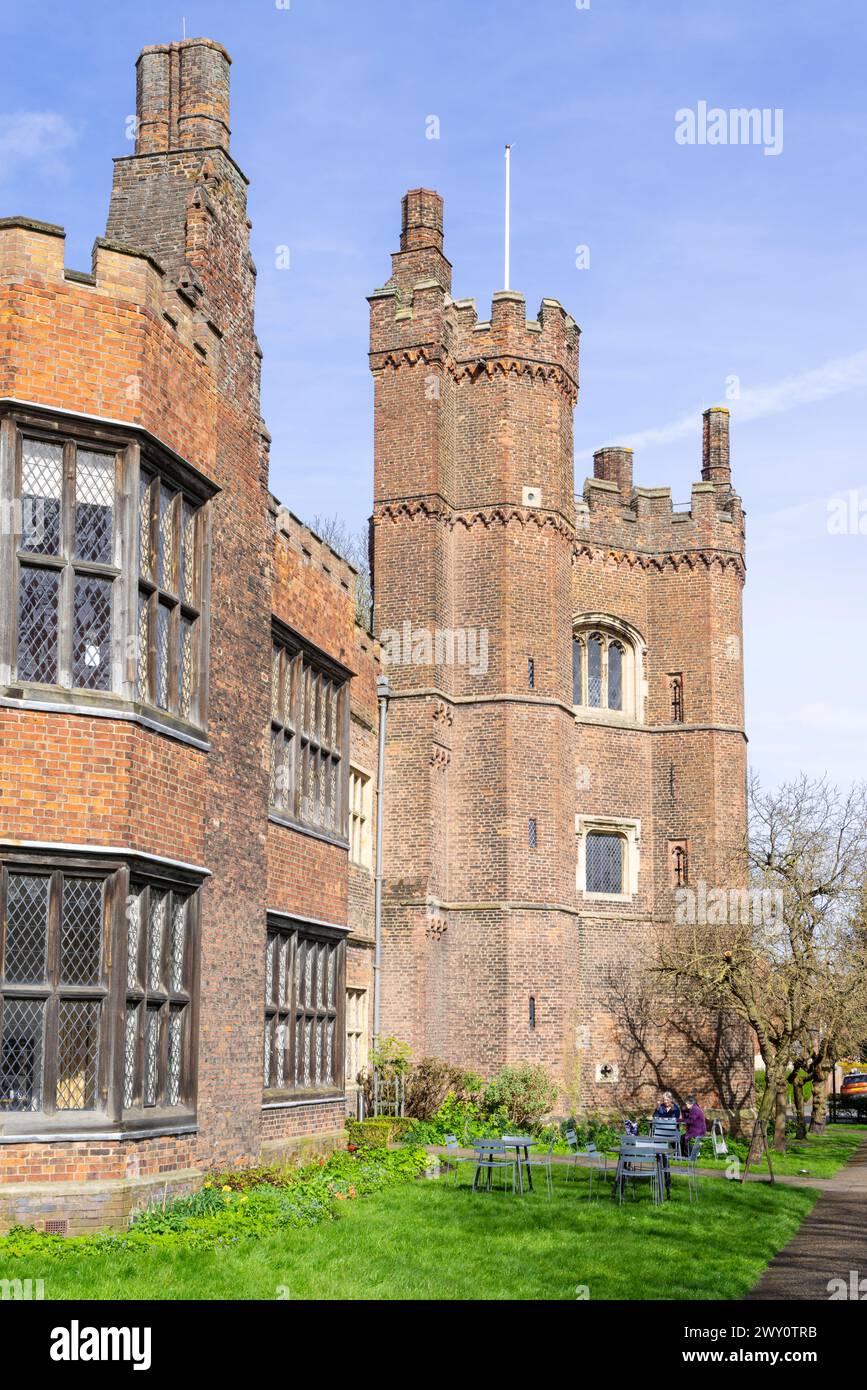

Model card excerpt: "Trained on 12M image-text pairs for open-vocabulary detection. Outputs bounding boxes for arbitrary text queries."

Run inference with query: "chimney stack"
[135,39,231,155]
[702,407,731,486]
[593,447,633,498]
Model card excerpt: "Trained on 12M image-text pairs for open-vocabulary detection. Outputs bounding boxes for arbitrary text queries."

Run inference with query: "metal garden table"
[473,1136,535,1194]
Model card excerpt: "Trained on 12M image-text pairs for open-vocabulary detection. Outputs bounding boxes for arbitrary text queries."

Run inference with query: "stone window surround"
[0,399,217,746]
[572,612,647,724]
[0,840,207,1143]
[576,814,641,902]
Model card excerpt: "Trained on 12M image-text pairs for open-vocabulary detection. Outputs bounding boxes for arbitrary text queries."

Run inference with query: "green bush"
[345,1116,415,1149]
[0,1146,431,1261]
[481,1064,558,1130]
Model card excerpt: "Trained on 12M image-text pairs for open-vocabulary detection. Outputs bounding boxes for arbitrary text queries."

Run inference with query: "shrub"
[404,1057,482,1120]
[481,1064,558,1130]
[0,1146,431,1261]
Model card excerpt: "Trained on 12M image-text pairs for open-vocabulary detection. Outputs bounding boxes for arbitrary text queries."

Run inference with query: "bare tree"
[654,774,867,1165]
[309,513,372,630]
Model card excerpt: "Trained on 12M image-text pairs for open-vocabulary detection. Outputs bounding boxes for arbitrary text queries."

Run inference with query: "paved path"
[744,1137,867,1301]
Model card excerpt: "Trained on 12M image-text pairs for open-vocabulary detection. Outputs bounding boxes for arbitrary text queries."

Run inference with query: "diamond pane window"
[72,575,112,690]
[167,1007,183,1106]
[608,642,623,711]
[136,593,150,701]
[158,484,176,592]
[0,866,197,1126]
[17,566,59,684]
[178,617,194,721]
[0,998,44,1112]
[59,877,103,986]
[134,462,206,725]
[572,620,641,720]
[270,639,347,837]
[4,874,49,983]
[74,452,115,563]
[138,471,154,581]
[144,1006,159,1106]
[169,898,186,992]
[264,922,343,1096]
[56,998,100,1110]
[21,440,63,555]
[572,638,583,705]
[123,1003,138,1108]
[148,891,166,991]
[585,832,624,895]
[180,500,197,605]
[587,635,603,707]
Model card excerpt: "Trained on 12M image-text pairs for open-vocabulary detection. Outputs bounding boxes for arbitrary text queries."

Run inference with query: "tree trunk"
[745,1075,779,1171]
[792,1073,807,1140]
[809,1063,828,1133]
[773,1083,788,1152]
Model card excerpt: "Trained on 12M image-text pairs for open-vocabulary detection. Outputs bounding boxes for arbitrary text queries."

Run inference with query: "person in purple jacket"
[681,1094,707,1155]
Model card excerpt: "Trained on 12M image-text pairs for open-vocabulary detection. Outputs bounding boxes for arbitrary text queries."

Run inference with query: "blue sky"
[1,0,864,790]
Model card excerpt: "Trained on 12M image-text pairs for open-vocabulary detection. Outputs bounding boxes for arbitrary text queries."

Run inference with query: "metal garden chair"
[583,1140,610,1200]
[471,1139,518,1194]
[443,1133,464,1185]
[526,1135,557,1197]
[669,1136,703,1201]
[616,1150,662,1206]
[563,1126,582,1182]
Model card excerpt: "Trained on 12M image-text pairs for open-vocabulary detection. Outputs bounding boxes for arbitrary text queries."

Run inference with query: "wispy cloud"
[0,112,80,184]
[576,348,867,462]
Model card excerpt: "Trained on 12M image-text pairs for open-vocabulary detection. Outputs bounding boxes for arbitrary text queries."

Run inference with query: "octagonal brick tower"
[370,190,582,1092]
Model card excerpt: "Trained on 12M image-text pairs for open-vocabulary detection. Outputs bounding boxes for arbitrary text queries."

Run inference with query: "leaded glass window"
[264,921,345,1096]
[572,624,637,716]
[0,868,108,1115]
[136,469,204,723]
[14,436,118,691]
[585,832,624,895]
[122,885,191,1111]
[0,863,199,1128]
[270,634,349,838]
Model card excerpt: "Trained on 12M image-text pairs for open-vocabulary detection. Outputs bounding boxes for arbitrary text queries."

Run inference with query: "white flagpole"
[504,144,511,290]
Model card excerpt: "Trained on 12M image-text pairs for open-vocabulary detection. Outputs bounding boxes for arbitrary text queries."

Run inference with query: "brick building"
[370,191,752,1117]
[0,39,377,1233]
[0,35,750,1232]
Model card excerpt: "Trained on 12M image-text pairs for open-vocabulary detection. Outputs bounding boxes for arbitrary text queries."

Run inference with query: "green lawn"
[698,1124,867,1179]
[2,1164,818,1301]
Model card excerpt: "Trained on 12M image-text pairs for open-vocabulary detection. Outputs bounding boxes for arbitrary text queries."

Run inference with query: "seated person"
[681,1094,707,1154]
[653,1091,681,1123]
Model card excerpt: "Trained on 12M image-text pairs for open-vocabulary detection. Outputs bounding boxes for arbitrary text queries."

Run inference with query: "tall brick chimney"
[702,406,731,487]
[388,188,451,293]
[106,37,257,411]
[593,446,633,497]
[135,39,231,154]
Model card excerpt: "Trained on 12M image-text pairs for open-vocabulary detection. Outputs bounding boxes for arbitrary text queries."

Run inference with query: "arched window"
[572,618,644,720]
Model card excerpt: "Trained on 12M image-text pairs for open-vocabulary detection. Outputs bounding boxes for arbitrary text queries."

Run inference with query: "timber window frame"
[345,986,368,1088]
[269,622,352,842]
[348,766,373,868]
[0,403,215,738]
[263,916,348,1103]
[0,848,202,1139]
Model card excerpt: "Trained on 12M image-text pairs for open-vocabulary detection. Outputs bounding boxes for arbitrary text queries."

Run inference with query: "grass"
[699,1123,867,1179]
[1,1163,819,1302]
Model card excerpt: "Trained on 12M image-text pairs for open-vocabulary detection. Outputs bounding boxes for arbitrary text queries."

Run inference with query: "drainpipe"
[373,674,392,1049]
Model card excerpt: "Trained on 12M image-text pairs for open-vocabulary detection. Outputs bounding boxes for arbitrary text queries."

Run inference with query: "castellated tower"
[371,189,583,1088]
[371,192,752,1117]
